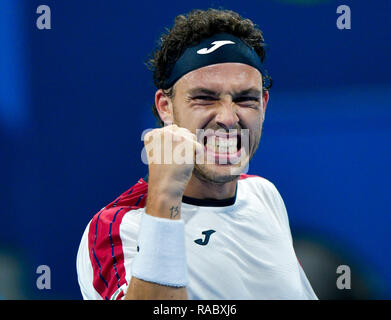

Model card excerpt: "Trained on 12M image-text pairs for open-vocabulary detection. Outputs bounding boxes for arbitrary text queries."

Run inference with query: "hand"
[144,125,203,219]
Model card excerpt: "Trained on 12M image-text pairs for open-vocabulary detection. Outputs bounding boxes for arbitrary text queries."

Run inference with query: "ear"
[155,89,174,125]
[261,90,269,121]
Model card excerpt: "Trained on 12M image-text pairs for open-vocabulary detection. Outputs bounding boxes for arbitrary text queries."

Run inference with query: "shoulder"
[77,177,148,300]
[104,177,148,210]
[90,176,148,233]
[239,173,280,197]
[239,173,291,232]
[88,177,148,246]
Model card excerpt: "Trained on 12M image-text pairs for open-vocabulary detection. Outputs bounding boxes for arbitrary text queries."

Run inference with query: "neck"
[183,173,238,200]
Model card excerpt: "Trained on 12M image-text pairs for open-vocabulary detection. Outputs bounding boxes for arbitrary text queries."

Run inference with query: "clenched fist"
[143,125,204,219]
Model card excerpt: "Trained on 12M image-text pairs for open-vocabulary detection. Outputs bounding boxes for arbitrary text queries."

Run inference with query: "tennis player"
[76,8,317,300]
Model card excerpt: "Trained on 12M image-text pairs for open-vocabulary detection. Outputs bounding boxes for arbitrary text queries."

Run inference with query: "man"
[76,8,317,300]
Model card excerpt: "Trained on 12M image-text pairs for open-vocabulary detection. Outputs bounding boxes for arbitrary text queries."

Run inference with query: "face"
[156,62,269,184]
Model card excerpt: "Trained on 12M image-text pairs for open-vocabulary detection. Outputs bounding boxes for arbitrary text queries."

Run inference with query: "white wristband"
[131,212,188,287]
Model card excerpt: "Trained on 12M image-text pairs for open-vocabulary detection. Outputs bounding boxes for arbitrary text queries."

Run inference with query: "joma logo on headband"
[197,40,235,54]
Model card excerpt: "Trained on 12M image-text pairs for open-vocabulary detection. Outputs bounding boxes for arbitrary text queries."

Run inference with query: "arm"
[125,194,187,300]
[125,125,202,300]
[126,275,187,300]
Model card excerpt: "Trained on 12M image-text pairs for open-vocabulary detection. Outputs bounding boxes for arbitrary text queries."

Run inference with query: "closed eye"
[234,97,260,108]
[192,95,218,101]
[234,96,260,103]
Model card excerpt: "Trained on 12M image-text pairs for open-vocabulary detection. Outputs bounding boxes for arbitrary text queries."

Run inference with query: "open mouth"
[202,132,243,164]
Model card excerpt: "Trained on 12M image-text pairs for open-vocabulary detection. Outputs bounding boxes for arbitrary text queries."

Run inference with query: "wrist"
[131,212,188,288]
[147,173,189,199]
[146,193,182,220]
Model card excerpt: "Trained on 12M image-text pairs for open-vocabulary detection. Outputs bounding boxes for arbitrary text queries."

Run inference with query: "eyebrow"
[187,87,262,98]
[187,87,220,97]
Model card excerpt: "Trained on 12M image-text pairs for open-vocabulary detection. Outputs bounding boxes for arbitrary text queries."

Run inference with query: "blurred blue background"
[0,0,390,299]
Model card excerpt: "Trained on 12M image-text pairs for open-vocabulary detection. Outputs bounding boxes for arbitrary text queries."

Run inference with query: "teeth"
[205,137,238,154]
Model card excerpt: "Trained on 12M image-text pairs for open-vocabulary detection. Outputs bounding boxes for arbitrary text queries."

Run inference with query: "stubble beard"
[193,163,238,184]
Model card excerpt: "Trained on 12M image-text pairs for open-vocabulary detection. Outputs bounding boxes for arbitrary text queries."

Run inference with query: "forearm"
[125,277,188,300]
[125,191,188,300]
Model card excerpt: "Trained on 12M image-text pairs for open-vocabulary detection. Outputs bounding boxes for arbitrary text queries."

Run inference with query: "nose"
[215,100,239,130]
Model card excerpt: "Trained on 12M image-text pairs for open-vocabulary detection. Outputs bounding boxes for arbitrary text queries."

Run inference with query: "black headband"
[161,33,267,89]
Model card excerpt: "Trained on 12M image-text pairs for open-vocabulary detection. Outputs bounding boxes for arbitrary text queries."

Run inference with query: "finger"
[179,128,198,141]
[194,141,204,154]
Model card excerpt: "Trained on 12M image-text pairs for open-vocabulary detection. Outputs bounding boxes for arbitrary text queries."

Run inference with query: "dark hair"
[147,8,272,127]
